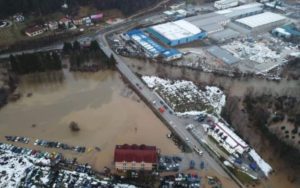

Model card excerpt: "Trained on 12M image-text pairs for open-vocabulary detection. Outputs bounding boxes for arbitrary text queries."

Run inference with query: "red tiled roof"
[114,144,158,163]
[25,26,44,34]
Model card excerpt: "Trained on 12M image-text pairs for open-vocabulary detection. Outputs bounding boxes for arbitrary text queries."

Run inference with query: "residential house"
[25,26,47,37]
[72,16,84,26]
[13,13,25,22]
[90,13,103,22]
[48,21,58,30]
[82,17,92,26]
[59,17,72,28]
[114,144,158,171]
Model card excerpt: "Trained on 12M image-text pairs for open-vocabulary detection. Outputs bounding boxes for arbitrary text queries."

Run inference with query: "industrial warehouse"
[235,12,286,32]
[147,20,207,46]
[126,29,182,61]
[112,2,298,75]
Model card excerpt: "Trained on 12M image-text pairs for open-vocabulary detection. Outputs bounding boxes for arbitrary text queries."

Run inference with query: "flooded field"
[0,70,180,170]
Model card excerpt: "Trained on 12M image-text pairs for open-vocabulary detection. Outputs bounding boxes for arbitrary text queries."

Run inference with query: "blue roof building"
[127,29,182,61]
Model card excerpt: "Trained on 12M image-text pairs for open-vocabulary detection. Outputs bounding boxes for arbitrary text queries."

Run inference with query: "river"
[124,57,300,97]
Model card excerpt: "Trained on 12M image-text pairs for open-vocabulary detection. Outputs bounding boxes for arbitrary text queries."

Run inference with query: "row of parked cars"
[159,155,182,172]
[34,139,86,153]
[160,173,201,188]
[5,136,30,144]
[0,142,62,165]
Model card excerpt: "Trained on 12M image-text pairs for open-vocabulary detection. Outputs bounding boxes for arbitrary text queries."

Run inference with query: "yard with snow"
[142,76,226,115]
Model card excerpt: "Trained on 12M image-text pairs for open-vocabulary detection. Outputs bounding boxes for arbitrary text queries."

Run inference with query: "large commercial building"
[207,46,240,65]
[215,2,263,20]
[114,144,158,171]
[214,0,239,10]
[235,12,286,32]
[184,3,263,34]
[147,20,207,46]
[203,120,249,155]
[185,13,229,34]
[127,29,182,61]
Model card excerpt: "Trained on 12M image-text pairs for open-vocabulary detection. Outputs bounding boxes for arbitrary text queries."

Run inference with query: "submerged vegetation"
[63,40,116,71]
[9,51,62,74]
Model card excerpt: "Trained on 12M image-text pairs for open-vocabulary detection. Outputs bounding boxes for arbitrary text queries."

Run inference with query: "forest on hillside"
[0,0,160,18]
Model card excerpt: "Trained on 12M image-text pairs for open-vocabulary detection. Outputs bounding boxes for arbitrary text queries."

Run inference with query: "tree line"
[0,0,160,18]
[9,51,62,74]
[63,40,116,71]
[242,93,300,168]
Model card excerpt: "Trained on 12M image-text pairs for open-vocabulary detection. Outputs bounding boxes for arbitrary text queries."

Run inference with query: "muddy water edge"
[124,57,300,188]
[0,69,180,170]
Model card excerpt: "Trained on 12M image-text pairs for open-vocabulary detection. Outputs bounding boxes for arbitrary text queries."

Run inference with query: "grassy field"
[0,12,64,47]
[0,6,124,48]
[228,166,258,185]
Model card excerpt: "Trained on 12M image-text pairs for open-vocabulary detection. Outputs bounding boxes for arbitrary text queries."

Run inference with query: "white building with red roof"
[114,144,158,171]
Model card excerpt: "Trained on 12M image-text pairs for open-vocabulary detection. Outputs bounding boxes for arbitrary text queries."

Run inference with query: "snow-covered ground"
[0,145,51,188]
[141,76,273,178]
[142,76,225,115]
[0,143,137,188]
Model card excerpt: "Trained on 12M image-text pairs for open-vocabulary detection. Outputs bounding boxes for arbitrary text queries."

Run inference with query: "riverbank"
[123,57,300,98]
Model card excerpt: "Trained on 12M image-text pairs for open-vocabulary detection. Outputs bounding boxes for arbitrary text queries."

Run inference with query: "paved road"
[0,3,243,186]
[97,32,231,179]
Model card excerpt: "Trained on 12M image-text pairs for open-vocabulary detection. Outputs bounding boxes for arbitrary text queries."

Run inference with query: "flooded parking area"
[0,70,180,170]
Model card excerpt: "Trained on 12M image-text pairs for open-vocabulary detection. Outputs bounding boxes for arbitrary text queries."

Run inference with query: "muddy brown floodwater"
[0,70,180,170]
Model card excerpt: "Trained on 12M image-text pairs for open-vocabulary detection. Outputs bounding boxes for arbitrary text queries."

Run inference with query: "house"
[13,13,25,22]
[59,17,72,28]
[25,26,47,37]
[90,13,103,22]
[114,144,158,171]
[82,17,92,26]
[72,17,84,26]
[48,21,58,30]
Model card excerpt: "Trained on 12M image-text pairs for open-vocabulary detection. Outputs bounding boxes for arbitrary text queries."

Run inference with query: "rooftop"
[185,13,228,28]
[207,46,239,64]
[236,12,286,28]
[210,118,249,151]
[127,29,165,57]
[25,25,45,34]
[150,20,201,41]
[216,2,262,15]
[114,144,158,163]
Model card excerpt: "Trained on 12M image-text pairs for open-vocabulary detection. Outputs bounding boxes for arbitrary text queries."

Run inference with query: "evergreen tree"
[73,40,81,51]
[90,40,100,51]
[63,42,73,55]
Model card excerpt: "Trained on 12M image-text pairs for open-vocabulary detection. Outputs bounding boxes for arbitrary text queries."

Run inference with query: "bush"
[69,121,80,132]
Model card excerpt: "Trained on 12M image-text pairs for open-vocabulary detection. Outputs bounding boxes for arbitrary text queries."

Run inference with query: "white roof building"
[150,20,201,41]
[205,117,249,154]
[249,149,272,177]
[214,0,239,10]
[235,12,286,31]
